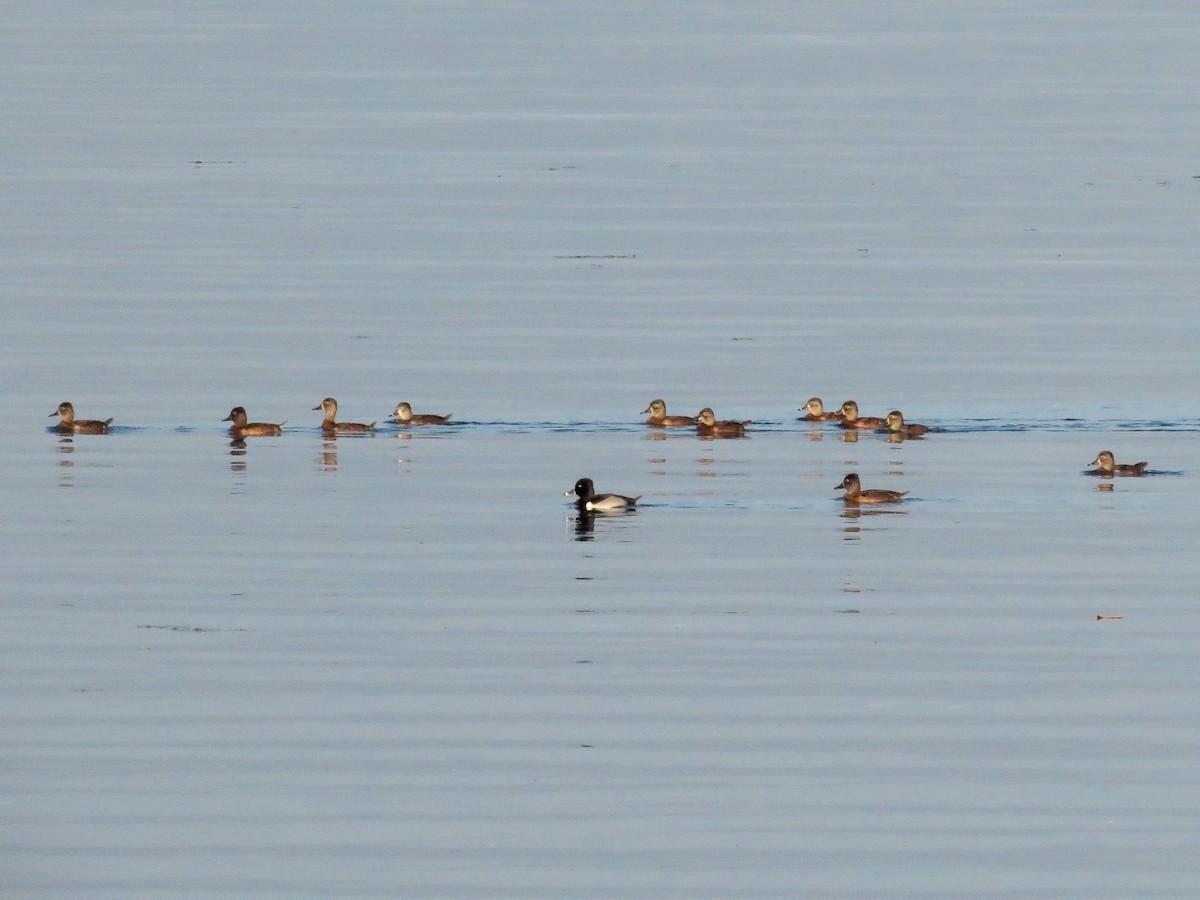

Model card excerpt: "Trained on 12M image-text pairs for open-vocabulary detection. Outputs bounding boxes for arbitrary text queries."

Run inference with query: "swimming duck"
[836,473,908,504]
[1089,451,1148,476]
[837,401,886,429]
[695,407,750,437]
[313,397,376,433]
[49,402,112,434]
[223,406,285,437]
[566,477,641,511]
[391,402,452,425]
[642,399,697,427]
[884,410,930,436]
[799,397,844,421]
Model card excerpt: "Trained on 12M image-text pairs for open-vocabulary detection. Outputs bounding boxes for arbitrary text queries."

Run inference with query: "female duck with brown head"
[799,397,843,422]
[642,399,697,427]
[50,402,112,434]
[836,473,908,504]
[1088,451,1148,476]
[223,406,286,437]
[313,397,376,433]
[884,410,930,437]
[391,402,451,425]
[695,407,750,437]
[836,401,886,429]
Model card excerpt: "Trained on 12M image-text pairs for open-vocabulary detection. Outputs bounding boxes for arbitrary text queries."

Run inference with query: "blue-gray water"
[4,3,1199,898]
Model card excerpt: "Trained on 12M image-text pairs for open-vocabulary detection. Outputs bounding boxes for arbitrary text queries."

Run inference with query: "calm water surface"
[4,2,1200,897]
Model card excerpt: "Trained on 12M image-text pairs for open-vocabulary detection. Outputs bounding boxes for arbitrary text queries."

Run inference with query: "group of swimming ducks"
[570,396,1151,511]
[642,397,931,438]
[50,394,1151,508]
[49,398,451,438]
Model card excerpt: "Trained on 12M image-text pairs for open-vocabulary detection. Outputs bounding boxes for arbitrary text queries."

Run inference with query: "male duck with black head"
[836,473,908,504]
[799,397,844,422]
[391,402,452,425]
[566,477,641,512]
[223,406,286,437]
[695,407,751,438]
[836,401,886,430]
[1088,450,1148,477]
[50,402,112,434]
[642,399,697,427]
[313,397,376,433]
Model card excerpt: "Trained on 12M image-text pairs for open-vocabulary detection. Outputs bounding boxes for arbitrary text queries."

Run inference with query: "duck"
[798,397,844,421]
[837,400,887,429]
[391,402,452,425]
[836,473,908,504]
[695,407,750,437]
[883,410,930,437]
[49,402,112,434]
[642,399,697,427]
[223,406,285,437]
[566,477,641,511]
[313,397,376,433]
[1088,451,1148,476]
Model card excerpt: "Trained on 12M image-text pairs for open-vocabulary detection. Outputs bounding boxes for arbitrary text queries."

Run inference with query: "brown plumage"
[884,410,930,436]
[642,399,697,427]
[49,402,112,434]
[1089,451,1148,476]
[837,400,886,429]
[391,402,451,425]
[695,407,750,437]
[313,397,376,433]
[223,406,285,437]
[798,397,844,422]
[836,473,908,504]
